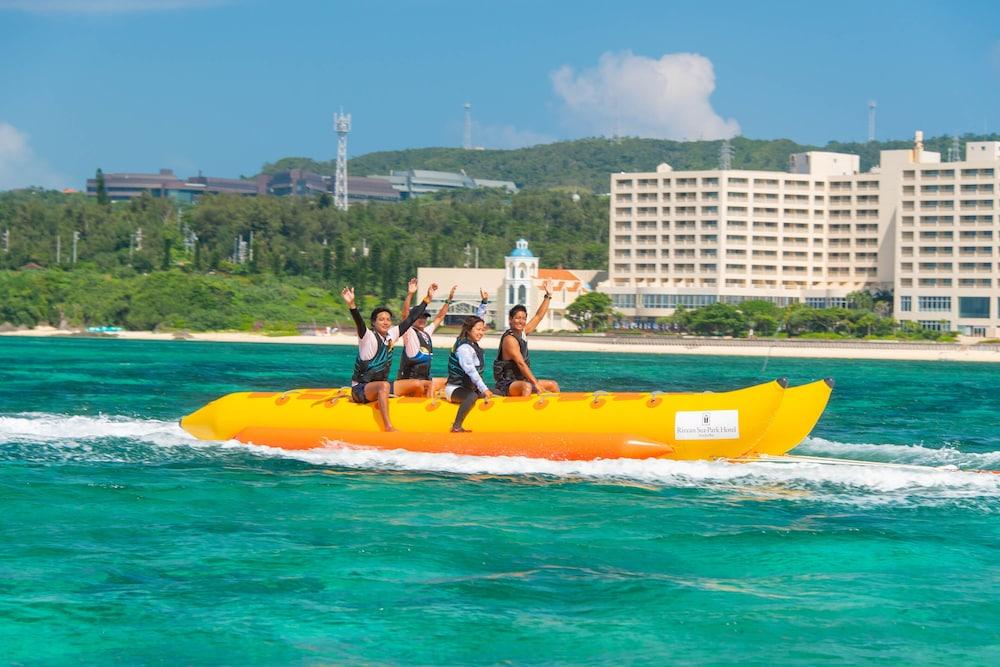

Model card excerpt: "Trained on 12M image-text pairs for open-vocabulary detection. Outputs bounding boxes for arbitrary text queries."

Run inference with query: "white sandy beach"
[3,326,999,362]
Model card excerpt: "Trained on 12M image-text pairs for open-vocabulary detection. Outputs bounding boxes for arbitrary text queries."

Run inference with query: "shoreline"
[3,327,1000,362]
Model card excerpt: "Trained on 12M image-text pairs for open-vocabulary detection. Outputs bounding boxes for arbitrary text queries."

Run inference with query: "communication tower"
[463,103,472,150]
[867,101,877,142]
[947,134,960,162]
[719,138,734,170]
[334,111,351,211]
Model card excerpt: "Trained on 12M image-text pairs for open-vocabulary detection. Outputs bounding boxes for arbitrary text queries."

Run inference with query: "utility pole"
[2,228,9,254]
[56,235,61,264]
[463,102,473,150]
[72,230,79,264]
[867,101,877,142]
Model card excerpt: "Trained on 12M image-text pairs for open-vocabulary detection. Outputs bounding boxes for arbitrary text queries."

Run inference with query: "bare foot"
[385,426,398,433]
[450,427,471,433]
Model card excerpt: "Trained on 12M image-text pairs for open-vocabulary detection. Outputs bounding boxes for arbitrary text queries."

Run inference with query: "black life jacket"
[493,329,530,384]
[352,332,394,384]
[397,327,433,380]
[447,337,485,390]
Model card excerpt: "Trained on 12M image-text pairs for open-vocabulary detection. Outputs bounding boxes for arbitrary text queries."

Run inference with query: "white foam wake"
[799,436,1000,469]
[2,413,997,504]
[0,412,195,448]
[240,440,1000,505]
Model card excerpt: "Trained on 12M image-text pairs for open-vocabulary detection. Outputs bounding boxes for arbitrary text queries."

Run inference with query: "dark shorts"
[494,379,538,397]
[493,379,513,397]
[351,381,394,404]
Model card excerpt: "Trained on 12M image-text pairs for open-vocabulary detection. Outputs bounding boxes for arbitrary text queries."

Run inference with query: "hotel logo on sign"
[674,410,740,440]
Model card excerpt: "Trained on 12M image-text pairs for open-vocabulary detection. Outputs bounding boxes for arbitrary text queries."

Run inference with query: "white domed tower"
[503,238,538,320]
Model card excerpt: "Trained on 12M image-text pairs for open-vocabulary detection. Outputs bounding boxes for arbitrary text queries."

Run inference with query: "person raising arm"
[341,281,438,431]
[398,281,456,398]
[399,284,491,398]
[493,279,560,397]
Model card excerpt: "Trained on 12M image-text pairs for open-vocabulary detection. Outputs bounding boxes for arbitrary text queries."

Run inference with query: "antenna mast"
[463,103,472,150]
[334,111,351,211]
[867,101,877,142]
[719,138,734,170]
[947,134,960,162]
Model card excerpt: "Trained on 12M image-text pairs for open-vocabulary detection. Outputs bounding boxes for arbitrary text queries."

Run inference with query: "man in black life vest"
[399,282,490,398]
[340,281,438,432]
[493,278,560,396]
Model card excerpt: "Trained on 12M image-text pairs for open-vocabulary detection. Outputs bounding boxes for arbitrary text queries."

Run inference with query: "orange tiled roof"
[538,268,579,281]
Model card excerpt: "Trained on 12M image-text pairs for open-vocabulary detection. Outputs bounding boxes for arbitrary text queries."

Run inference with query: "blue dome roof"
[509,238,534,257]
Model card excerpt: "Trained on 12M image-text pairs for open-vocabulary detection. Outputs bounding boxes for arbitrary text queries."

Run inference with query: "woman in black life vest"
[445,316,493,433]
[493,278,560,396]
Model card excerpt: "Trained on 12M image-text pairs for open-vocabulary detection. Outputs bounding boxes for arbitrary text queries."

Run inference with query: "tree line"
[562,292,955,342]
[0,187,608,293]
[263,133,1000,194]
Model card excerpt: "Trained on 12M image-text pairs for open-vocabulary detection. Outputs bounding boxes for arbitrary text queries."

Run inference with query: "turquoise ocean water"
[1,336,998,664]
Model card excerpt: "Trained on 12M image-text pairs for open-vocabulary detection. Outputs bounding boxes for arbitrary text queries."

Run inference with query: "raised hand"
[542,279,553,296]
[479,287,489,301]
[426,282,439,300]
[449,285,458,300]
[340,286,355,309]
[407,277,418,294]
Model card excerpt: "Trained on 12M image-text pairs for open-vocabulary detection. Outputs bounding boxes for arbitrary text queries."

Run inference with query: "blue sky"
[1,0,999,189]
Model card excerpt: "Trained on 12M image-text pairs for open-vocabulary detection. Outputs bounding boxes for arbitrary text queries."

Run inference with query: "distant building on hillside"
[369,169,517,199]
[86,169,400,203]
[86,169,263,203]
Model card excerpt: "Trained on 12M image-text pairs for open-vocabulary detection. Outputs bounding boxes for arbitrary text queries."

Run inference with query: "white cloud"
[473,123,554,150]
[0,0,226,13]
[0,122,66,190]
[551,50,740,141]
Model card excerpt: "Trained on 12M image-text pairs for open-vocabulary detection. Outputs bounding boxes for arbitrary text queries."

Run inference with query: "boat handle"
[591,390,610,405]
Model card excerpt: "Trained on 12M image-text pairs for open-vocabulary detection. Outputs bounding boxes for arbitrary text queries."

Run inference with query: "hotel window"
[612,294,636,308]
[918,320,950,332]
[918,296,951,312]
[958,297,990,319]
[900,296,912,312]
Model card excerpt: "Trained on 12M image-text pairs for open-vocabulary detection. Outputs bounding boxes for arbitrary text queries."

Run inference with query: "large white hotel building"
[604,133,1000,337]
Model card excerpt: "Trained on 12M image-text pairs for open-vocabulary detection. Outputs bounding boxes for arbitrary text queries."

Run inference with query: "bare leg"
[537,379,560,393]
[431,377,447,397]
[364,381,395,432]
[394,379,430,398]
[507,381,533,397]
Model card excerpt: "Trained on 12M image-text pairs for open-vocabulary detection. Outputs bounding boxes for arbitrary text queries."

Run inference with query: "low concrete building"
[369,169,517,199]
[86,169,262,203]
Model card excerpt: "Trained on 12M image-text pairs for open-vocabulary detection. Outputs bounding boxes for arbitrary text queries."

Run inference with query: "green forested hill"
[262,133,1000,193]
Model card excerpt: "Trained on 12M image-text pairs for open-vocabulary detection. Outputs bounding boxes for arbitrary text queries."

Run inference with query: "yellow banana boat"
[180,378,833,461]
